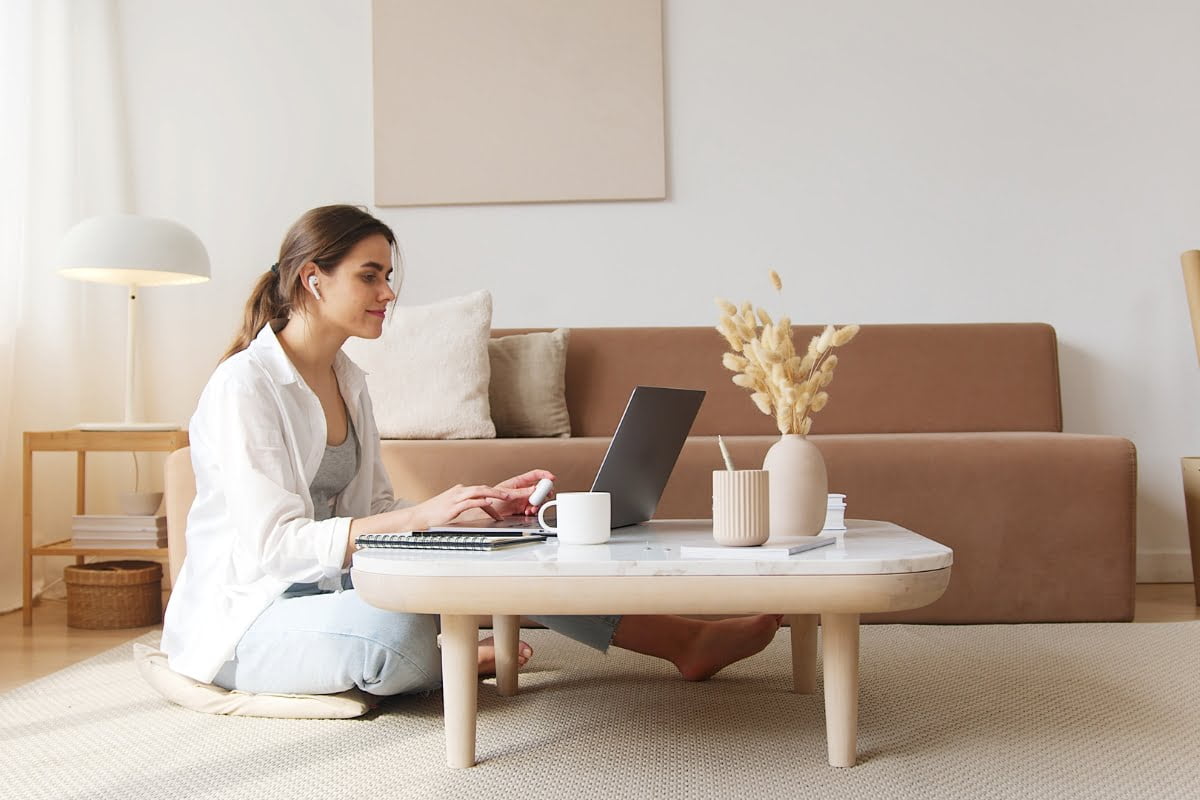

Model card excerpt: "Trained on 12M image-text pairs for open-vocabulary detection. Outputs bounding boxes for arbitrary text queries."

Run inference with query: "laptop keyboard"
[491,517,543,528]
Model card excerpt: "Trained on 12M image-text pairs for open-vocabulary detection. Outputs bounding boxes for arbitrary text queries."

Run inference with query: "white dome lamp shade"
[56,215,211,431]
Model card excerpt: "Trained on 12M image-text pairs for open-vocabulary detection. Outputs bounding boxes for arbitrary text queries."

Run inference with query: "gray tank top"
[309,413,360,522]
[284,414,360,596]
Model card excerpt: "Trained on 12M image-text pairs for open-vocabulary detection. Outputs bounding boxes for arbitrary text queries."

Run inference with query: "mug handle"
[537,500,559,533]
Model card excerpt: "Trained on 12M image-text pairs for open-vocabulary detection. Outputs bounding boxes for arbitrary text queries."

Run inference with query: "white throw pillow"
[134,644,373,719]
[344,290,496,439]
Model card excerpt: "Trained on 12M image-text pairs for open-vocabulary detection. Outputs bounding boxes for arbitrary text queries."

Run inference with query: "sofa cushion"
[376,430,1136,624]
[488,328,571,437]
[671,432,1135,623]
[346,290,495,439]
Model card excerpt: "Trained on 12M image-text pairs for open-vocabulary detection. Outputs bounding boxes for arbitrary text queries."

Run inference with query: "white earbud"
[307,275,322,300]
[528,478,554,507]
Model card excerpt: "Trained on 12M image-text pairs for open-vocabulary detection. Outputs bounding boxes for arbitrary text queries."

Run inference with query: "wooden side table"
[22,429,190,625]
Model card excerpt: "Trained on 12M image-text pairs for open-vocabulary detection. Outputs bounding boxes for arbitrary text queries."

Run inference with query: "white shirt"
[161,322,410,682]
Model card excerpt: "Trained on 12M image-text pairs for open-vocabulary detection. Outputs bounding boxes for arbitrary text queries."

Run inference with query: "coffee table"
[352,519,952,768]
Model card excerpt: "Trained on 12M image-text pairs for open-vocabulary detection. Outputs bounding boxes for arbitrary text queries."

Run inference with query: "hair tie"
[269,262,280,275]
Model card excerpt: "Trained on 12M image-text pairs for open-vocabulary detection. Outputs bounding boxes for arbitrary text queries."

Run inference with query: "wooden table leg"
[493,614,520,697]
[821,612,860,767]
[788,614,817,694]
[440,614,479,768]
[22,435,33,626]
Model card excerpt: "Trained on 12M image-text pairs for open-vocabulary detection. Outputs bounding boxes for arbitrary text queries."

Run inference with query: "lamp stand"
[77,284,180,432]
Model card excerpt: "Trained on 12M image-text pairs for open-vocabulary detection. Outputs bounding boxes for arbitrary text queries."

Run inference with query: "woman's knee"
[354,613,441,696]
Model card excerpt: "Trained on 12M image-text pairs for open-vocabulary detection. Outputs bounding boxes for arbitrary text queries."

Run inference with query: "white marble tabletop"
[352,519,953,578]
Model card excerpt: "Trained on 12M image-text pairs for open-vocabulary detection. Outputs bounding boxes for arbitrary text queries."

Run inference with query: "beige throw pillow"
[488,328,571,437]
[134,644,373,719]
[344,290,496,439]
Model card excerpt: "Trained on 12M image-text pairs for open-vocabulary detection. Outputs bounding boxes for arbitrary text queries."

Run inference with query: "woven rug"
[3,622,1199,799]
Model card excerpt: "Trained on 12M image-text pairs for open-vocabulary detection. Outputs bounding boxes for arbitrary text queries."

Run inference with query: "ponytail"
[221,270,285,361]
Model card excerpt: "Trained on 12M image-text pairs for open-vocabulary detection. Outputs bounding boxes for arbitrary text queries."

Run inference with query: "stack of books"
[71,514,167,548]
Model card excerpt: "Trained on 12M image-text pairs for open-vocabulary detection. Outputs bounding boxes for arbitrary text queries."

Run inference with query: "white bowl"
[119,491,163,516]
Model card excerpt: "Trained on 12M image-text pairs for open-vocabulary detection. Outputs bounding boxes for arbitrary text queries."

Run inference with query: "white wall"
[98,0,1200,579]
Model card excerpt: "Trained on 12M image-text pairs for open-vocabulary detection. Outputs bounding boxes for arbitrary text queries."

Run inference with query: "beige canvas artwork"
[372,0,666,206]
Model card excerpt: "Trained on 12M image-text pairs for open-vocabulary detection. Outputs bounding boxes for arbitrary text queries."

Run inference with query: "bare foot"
[673,614,783,681]
[477,636,533,677]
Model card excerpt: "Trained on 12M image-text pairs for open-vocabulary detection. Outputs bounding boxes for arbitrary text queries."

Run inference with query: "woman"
[162,205,781,696]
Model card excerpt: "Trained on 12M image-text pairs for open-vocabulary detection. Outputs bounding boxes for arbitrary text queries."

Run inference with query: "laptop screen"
[423,385,704,534]
[591,386,705,527]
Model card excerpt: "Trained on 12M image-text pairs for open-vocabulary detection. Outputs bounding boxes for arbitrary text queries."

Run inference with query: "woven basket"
[64,560,163,629]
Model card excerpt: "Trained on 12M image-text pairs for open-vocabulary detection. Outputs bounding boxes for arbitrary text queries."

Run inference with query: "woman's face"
[309,234,396,340]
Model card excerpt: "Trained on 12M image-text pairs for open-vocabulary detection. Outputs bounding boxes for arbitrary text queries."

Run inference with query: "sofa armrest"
[164,447,196,586]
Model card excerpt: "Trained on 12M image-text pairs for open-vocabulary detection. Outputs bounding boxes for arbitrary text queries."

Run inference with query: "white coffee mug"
[537,491,611,544]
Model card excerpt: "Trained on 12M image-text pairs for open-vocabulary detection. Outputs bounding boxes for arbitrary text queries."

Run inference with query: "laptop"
[424,386,706,534]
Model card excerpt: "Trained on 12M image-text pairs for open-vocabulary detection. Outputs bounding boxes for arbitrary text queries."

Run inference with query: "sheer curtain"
[0,0,132,612]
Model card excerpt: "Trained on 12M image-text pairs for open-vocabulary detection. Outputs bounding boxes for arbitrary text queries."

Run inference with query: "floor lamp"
[55,215,211,431]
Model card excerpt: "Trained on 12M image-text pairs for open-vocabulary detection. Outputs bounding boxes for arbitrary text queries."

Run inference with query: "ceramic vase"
[762,434,828,536]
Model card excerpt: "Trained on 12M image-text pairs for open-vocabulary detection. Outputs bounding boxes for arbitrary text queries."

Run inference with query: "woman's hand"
[344,474,555,567]
[491,469,557,517]
[408,484,514,529]
[346,483,514,567]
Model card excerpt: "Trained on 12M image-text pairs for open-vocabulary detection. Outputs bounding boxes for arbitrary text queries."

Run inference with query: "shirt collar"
[248,320,368,401]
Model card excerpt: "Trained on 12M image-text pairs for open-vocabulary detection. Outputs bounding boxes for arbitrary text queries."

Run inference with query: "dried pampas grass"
[715,272,860,435]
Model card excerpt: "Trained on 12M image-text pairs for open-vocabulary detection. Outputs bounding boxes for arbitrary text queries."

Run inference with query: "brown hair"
[222,205,399,361]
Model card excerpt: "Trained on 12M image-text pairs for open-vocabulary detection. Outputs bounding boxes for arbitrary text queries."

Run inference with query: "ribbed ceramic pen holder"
[712,469,770,546]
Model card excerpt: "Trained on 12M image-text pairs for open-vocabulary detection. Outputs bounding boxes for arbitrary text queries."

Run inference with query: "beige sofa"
[167,323,1136,624]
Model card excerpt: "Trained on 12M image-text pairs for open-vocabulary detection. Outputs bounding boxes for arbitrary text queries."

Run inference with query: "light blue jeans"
[212,583,622,696]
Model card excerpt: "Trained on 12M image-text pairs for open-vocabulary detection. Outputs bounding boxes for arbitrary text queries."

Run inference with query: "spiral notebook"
[355,532,547,551]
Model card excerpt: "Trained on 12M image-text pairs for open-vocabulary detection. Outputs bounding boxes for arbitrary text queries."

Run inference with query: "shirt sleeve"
[199,375,349,584]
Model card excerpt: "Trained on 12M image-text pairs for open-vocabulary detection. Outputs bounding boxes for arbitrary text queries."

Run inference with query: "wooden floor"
[1,584,1197,695]
[0,593,169,694]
